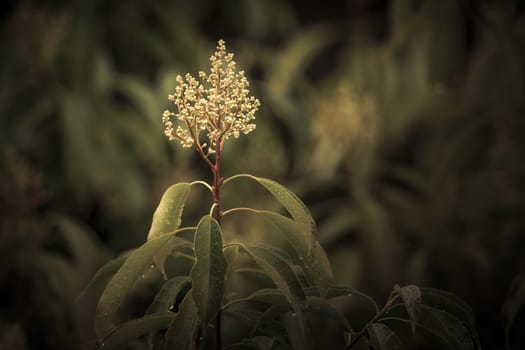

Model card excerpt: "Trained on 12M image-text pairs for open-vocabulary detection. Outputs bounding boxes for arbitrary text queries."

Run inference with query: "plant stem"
[212,138,223,224]
[345,291,397,349]
[213,136,224,349]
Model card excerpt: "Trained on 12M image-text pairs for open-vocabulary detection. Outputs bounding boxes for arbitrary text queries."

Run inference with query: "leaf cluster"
[86,175,480,350]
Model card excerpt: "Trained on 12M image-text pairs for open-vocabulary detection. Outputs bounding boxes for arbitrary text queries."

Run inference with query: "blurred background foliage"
[1,0,525,349]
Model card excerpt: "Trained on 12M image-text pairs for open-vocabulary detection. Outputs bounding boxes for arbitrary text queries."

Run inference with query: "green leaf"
[421,287,479,344]
[190,215,227,346]
[227,175,316,240]
[146,276,191,315]
[230,287,352,333]
[165,292,199,350]
[417,304,475,350]
[231,288,291,309]
[236,267,276,288]
[258,211,332,296]
[366,323,404,350]
[249,305,286,338]
[95,233,173,337]
[395,284,421,335]
[224,175,333,296]
[283,311,311,350]
[240,243,306,334]
[100,312,174,350]
[304,296,353,332]
[147,183,192,240]
[305,285,358,299]
[78,250,132,300]
[421,287,480,347]
[153,235,194,279]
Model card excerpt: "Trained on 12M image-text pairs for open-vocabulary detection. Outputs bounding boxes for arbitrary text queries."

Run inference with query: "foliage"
[85,40,480,350]
[2,1,524,349]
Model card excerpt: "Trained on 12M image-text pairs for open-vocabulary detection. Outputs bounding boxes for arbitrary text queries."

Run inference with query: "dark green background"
[1,0,524,349]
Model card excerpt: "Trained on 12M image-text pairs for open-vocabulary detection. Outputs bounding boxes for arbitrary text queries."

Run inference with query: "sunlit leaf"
[190,215,227,347]
[227,175,316,240]
[239,243,306,334]
[147,182,192,240]
[95,233,173,337]
[367,323,403,350]
[146,276,191,315]
[100,312,174,350]
[165,292,199,350]
[395,284,421,335]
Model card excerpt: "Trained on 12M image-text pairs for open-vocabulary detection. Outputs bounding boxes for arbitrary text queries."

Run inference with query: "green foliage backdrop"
[1,0,524,349]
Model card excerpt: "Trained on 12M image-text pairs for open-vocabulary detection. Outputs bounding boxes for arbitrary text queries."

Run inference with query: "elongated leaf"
[153,235,194,279]
[146,276,191,315]
[305,285,358,299]
[417,304,475,350]
[100,312,174,350]
[308,239,333,297]
[78,250,133,300]
[283,311,311,350]
[395,284,421,335]
[421,287,478,342]
[165,292,199,350]
[95,233,173,337]
[305,296,353,331]
[229,175,316,239]
[236,267,275,288]
[367,323,403,350]
[147,183,191,240]
[246,209,332,296]
[229,288,352,333]
[230,288,291,309]
[190,215,227,346]
[240,243,306,334]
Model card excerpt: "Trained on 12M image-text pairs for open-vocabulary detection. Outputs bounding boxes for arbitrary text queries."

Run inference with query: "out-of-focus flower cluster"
[313,79,377,151]
[162,40,260,154]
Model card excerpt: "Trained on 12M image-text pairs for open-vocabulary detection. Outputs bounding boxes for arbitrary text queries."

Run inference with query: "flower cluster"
[162,40,260,155]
